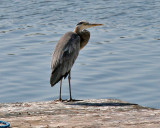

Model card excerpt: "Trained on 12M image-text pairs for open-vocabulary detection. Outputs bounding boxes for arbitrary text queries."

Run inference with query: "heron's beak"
[87,23,104,27]
[75,22,104,32]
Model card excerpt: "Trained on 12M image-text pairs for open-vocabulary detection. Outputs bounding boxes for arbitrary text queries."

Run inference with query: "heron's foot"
[55,98,63,102]
[59,98,64,101]
[55,98,82,102]
[67,98,83,102]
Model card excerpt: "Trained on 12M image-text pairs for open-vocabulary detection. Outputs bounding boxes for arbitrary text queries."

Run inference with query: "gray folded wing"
[50,32,80,86]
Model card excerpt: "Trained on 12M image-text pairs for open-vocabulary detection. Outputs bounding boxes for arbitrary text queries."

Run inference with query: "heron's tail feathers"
[50,67,62,87]
[50,65,70,87]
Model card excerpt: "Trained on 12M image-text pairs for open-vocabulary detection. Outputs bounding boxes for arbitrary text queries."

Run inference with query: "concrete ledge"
[0,99,160,128]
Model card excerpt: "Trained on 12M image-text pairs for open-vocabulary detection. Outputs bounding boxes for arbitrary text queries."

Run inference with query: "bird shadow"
[65,100,138,107]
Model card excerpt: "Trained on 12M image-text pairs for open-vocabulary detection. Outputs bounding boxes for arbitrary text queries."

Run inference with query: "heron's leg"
[68,71,72,101]
[59,79,62,101]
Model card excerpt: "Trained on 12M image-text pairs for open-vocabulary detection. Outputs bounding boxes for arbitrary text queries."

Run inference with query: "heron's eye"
[77,21,89,26]
[77,22,84,25]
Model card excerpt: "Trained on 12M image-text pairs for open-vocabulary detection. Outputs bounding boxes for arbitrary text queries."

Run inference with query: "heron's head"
[74,21,103,33]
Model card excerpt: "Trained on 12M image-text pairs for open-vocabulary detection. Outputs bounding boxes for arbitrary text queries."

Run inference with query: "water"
[0,0,160,108]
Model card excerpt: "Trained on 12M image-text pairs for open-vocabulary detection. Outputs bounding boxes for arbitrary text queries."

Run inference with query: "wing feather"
[50,32,80,86]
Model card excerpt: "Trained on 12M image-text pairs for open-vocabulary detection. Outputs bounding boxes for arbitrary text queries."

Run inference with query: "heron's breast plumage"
[78,30,90,50]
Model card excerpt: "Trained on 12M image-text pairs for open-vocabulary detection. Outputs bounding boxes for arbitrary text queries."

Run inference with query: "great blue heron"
[50,21,103,101]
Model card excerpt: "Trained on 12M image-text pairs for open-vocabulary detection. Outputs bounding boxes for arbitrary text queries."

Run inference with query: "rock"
[0,99,160,128]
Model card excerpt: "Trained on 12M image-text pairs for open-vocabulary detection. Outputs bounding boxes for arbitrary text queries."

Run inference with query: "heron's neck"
[73,26,82,34]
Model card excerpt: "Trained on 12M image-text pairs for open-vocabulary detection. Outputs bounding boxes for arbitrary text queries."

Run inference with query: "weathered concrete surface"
[0,99,160,128]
